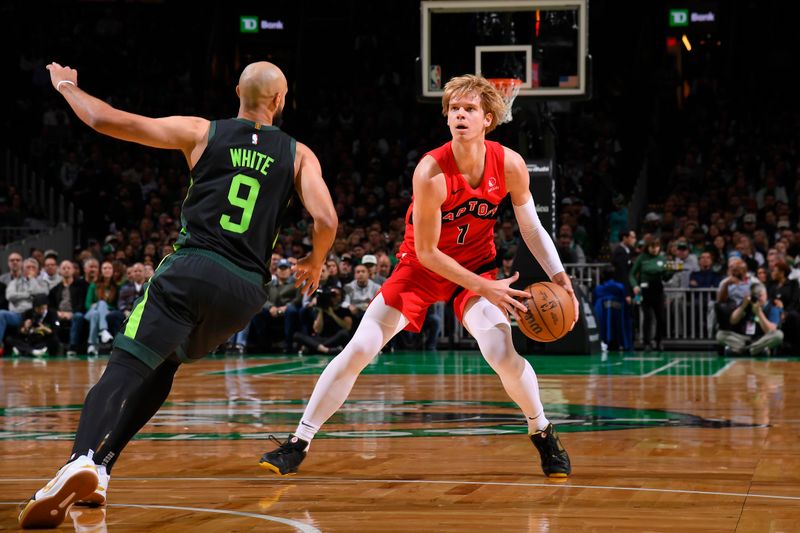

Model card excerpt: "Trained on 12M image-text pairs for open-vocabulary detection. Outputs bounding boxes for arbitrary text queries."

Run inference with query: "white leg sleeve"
[462,297,549,431]
[513,197,564,279]
[295,293,409,441]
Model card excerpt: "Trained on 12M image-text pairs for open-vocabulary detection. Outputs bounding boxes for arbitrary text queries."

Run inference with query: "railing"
[563,262,609,292]
[0,150,83,250]
[3,149,83,246]
[438,263,720,350]
[637,287,718,348]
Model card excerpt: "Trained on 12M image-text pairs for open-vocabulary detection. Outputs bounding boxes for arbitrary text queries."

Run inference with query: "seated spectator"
[1,258,49,354]
[343,263,380,325]
[337,254,354,285]
[84,260,119,354]
[0,252,23,286]
[108,262,146,335]
[496,250,515,280]
[716,282,783,356]
[6,294,59,357]
[769,260,800,351]
[48,259,89,355]
[294,286,352,355]
[39,252,62,290]
[361,254,383,284]
[251,258,300,352]
[375,253,393,283]
[690,252,723,288]
[715,256,754,331]
[556,224,586,263]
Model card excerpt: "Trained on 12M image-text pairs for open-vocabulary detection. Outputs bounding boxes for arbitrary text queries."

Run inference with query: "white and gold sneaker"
[18,455,99,529]
[75,465,110,506]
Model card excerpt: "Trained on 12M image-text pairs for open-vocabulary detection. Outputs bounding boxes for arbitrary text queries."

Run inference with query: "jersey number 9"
[220,174,261,234]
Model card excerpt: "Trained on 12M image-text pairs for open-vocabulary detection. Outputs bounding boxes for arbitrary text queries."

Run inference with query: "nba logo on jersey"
[252,133,258,145]
[487,176,499,192]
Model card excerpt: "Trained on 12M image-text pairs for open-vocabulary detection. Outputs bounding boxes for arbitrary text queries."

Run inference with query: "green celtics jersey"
[174,118,296,278]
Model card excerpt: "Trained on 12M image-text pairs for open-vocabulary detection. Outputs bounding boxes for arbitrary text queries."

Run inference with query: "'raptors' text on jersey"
[399,140,506,272]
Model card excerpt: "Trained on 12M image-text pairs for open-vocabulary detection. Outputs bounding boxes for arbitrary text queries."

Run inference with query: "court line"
[712,360,737,377]
[643,358,685,377]
[0,501,320,533]
[2,477,799,502]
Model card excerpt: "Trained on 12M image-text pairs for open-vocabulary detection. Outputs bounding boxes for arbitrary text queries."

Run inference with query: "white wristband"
[56,80,76,92]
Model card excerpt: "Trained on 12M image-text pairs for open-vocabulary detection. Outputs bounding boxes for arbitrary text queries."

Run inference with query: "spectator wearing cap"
[361,254,384,285]
[48,259,89,355]
[1,258,49,352]
[740,213,758,237]
[496,250,515,280]
[252,258,301,353]
[343,263,380,324]
[39,252,63,291]
[338,254,354,285]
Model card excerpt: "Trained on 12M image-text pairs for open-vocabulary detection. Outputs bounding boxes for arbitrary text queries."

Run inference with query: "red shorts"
[377,260,498,332]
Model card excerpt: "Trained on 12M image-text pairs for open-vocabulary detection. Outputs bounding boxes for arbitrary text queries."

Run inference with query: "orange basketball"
[516,282,575,342]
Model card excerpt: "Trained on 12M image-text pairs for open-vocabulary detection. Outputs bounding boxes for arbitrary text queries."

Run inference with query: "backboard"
[420,0,588,100]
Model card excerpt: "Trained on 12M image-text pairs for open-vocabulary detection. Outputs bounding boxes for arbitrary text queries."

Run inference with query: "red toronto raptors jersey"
[399,140,507,271]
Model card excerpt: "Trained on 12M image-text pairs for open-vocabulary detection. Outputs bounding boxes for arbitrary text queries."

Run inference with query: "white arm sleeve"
[513,197,565,279]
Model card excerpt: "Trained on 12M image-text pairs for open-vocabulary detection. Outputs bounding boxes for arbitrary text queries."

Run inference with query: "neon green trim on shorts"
[124,283,151,339]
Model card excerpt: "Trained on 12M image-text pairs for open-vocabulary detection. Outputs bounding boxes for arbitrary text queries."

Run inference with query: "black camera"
[316,288,333,308]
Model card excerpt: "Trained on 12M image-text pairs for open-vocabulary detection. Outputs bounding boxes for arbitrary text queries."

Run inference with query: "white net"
[488,78,522,124]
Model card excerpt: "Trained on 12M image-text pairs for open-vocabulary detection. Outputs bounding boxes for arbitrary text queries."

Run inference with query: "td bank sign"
[240,16,285,33]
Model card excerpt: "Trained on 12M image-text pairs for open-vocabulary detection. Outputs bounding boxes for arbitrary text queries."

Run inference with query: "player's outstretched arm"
[47,62,208,165]
[413,156,528,316]
[504,148,579,329]
[292,142,338,295]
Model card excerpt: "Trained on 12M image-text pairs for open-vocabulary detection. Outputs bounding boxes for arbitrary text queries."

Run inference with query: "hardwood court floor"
[1,351,799,532]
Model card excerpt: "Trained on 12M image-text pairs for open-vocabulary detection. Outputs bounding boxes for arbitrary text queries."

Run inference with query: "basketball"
[516,282,575,342]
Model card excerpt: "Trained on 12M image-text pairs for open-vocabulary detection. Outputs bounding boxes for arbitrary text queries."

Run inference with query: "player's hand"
[292,255,324,296]
[46,62,78,92]
[479,272,530,317]
[551,271,580,330]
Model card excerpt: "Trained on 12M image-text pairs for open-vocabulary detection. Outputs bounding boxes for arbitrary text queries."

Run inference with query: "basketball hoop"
[487,78,522,124]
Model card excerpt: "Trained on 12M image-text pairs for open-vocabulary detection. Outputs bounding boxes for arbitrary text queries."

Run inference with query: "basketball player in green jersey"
[19,61,337,529]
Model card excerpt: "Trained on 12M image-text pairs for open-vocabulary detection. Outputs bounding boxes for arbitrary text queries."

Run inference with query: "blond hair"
[441,75,507,133]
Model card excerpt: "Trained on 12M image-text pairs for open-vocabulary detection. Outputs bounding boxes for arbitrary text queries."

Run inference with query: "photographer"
[294,286,352,355]
[716,282,782,356]
[715,256,754,331]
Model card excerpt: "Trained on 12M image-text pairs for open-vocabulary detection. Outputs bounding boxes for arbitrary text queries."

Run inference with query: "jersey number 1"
[456,224,469,245]
[220,174,261,234]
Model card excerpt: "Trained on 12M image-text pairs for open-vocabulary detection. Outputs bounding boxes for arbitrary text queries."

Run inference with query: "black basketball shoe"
[259,435,308,476]
[529,423,571,478]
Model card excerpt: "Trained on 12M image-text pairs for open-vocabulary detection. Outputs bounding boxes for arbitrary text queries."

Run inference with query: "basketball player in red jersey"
[260,75,578,478]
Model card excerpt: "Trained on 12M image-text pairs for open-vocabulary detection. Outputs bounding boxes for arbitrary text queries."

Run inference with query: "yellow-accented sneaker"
[75,464,109,507]
[530,423,572,478]
[19,455,99,529]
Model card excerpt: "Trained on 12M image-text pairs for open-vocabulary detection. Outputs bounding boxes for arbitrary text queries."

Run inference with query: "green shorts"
[113,248,267,368]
